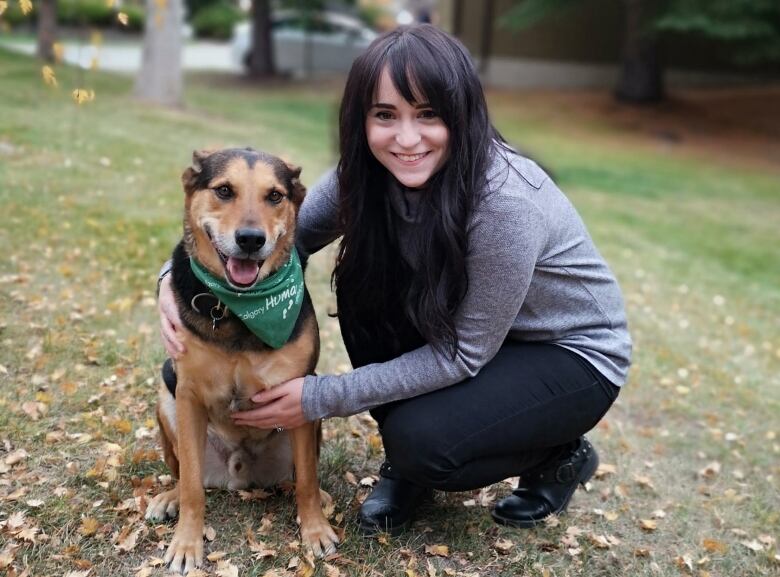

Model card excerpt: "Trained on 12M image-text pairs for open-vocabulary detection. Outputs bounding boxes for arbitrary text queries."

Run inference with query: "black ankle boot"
[491,437,599,528]
[359,462,433,536]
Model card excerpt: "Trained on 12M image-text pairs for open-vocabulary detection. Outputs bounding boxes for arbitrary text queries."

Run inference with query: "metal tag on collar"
[210,301,227,331]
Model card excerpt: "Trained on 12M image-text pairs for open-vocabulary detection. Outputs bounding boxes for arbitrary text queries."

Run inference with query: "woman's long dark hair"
[334,24,505,360]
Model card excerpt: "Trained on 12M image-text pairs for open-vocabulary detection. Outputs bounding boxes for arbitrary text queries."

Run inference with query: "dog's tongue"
[227,257,260,286]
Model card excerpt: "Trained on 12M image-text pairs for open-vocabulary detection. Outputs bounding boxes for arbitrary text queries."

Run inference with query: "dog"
[144,148,338,574]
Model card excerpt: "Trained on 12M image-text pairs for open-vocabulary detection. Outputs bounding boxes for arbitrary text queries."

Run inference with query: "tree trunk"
[248,0,275,78]
[36,0,57,62]
[134,0,184,107]
[615,0,664,103]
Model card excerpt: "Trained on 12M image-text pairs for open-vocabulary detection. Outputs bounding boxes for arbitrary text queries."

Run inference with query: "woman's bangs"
[387,42,447,113]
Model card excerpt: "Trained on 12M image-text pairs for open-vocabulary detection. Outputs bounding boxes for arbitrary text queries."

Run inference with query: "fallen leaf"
[41,66,58,88]
[6,511,26,530]
[205,525,217,541]
[424,544,449,557]
[595,463,617,478]
[698,461,721,479]
[17,526,39,543]
[323,563,341,577]
[702,539,728,554]
[115,525,144,551]
[493,538,514,554]
[639,519,658,531]
[5,449,28,466]
[740,539,763,552]
[674,554,694,573]
[207,551,228,562]
[216,560,239,577]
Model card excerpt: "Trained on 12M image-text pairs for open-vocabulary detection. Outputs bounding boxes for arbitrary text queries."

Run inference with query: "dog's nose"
[235,228,266,253]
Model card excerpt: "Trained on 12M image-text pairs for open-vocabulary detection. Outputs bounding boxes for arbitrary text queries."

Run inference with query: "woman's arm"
[300,185,550,420]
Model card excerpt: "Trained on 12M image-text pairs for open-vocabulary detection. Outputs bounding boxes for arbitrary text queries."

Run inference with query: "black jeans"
[339,307,619,492]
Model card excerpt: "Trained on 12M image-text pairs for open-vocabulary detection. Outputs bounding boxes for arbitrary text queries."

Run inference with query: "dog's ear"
[284,161,306,205]
[181,149,213,194]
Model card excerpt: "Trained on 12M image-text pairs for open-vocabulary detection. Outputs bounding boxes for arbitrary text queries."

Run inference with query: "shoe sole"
[490,448,600,529]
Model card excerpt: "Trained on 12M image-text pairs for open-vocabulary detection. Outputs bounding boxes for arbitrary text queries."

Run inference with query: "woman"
[158,24,631,535]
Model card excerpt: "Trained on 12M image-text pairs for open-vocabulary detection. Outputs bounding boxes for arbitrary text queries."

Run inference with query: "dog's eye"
[214,185,234,200]
[268,190,284,204]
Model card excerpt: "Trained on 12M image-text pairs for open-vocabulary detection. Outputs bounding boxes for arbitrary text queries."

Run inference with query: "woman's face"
[365,68,449,189]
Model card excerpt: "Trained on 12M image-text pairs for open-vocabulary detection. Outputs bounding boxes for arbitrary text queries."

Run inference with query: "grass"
[0,47,779,577]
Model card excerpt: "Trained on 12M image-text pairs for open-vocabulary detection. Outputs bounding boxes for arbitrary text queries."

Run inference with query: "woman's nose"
[395,121,422,148]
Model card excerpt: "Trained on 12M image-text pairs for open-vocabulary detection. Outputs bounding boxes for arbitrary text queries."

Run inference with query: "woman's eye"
[419,109,438,119]
[375,111,393,121]
[268,190,283,203]
[214,185,233,200]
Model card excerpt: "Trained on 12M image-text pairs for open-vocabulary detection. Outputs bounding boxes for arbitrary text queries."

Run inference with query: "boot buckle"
[555,463,576,483]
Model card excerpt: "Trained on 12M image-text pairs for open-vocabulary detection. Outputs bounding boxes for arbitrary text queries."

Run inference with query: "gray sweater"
[296,150,631,421]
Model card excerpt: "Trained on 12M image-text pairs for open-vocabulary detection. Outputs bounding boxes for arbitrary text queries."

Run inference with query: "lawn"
[0,47,778,577]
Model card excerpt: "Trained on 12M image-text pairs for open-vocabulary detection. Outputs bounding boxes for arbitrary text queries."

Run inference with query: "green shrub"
[190,1,242,40]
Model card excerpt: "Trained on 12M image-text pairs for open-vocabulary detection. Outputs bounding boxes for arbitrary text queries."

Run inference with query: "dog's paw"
[145,488,180,523]
[301,518,340,558]
[164,525,204,575]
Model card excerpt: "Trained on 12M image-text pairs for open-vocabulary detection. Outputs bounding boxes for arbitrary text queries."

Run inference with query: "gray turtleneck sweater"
[297,149,631,421]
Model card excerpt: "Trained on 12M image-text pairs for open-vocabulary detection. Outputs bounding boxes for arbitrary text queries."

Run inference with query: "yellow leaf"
[41,65,58,87]
[424,544,449,557]
[80,517,100,536]
[117,12,128,26]
[0,2,8,17]
[19,0,32,16]
[112,419,132,434]
[105,0,115,7]
[207,551,227,562]
[72,88,96,105]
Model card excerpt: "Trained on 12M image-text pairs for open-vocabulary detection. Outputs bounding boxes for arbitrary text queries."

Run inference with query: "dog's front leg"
[289,421,339,557]
[165,387,208,574]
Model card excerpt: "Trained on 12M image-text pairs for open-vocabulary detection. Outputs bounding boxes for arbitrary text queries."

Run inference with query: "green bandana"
[189,249,305,349]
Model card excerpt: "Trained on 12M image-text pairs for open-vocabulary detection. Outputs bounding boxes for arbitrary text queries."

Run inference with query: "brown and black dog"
[145,148,338,574]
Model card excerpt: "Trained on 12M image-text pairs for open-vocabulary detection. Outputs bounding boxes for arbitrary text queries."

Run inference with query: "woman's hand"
[232,377,308,430]
[158,274,186,358]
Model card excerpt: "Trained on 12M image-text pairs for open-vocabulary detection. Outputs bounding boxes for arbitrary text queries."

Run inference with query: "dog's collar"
[189,249,304,349]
